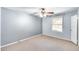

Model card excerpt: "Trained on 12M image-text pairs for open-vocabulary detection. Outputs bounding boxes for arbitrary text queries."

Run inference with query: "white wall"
[42,10,78,41]
[1,7,42,46]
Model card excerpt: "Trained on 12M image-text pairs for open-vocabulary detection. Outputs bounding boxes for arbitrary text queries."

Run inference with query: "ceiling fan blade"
[46,12,54,14]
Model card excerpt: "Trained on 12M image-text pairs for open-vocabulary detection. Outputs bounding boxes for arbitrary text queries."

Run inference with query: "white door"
[71,15,78,44]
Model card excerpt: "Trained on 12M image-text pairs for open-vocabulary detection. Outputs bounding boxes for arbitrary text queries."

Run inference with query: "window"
[52,16,63,32]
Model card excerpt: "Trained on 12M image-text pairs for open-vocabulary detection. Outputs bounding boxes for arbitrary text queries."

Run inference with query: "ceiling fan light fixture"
[39,8,46,17]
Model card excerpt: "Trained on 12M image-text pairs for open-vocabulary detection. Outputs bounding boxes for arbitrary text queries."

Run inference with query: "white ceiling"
[6,7,78,16]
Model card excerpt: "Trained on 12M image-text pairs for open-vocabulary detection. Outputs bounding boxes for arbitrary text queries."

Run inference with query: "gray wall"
[1,8,42,46]
[42,10,78,41]
[1,7,78,46]
[0,7,1,46]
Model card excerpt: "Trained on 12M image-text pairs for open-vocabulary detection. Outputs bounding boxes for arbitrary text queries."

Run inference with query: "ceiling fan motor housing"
[41,8,46,15]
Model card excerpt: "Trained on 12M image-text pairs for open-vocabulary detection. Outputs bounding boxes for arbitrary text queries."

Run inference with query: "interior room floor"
[1,35,79,51]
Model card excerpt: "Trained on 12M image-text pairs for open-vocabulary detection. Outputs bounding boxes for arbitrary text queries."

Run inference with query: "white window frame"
[52,16,63,32]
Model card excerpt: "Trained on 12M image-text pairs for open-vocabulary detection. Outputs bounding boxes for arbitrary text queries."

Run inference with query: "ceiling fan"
[34,8,54,17]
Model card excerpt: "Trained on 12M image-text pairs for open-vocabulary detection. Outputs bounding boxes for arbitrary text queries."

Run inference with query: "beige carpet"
[1,35,79,51]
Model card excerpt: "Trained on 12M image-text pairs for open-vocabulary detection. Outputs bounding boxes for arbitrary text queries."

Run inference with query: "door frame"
[77,14,78,46]
[71,14,78,46]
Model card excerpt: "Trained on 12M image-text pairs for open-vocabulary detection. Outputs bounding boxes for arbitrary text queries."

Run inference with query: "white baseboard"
[43,34,71,42]
[1,34,42,48]
[0,34,73,48]
[44,35,79,46]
